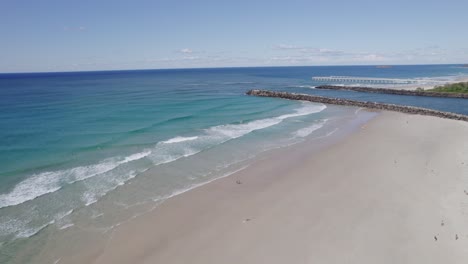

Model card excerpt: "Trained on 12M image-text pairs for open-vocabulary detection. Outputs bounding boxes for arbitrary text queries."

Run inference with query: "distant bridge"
[312,76,444,85]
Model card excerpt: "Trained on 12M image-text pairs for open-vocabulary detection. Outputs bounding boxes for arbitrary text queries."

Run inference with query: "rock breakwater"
[315,85,468,99]
[246,90,468,122]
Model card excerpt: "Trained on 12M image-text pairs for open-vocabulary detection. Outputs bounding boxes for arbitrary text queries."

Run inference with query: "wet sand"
[60,111,468,264]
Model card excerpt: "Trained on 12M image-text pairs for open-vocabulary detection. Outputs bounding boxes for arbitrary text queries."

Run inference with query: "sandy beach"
[51,111,468,264]
[401,76,468,91]
[4,1,468,263]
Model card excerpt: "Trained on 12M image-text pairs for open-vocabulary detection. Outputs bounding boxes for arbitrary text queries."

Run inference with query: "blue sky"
[1,0,468,72]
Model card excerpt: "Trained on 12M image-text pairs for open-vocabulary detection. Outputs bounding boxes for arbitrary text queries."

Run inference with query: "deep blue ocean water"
[0,65,467,263]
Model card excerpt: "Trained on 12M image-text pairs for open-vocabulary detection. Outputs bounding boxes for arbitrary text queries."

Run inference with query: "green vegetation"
[427,82,468,94]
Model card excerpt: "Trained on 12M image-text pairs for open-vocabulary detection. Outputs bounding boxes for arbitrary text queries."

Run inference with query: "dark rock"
[246,90,468,122]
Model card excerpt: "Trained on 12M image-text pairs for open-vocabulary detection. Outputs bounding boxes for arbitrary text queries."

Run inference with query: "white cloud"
[274,44,301,50]
[182,56,200,60]
[317,48,345,56]
[179,48,193,54]
[351,53,388,62]
[46,45,465,73]
[274,44,345,56]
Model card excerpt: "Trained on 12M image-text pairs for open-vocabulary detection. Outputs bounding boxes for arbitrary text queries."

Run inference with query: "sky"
[1,0,468,73]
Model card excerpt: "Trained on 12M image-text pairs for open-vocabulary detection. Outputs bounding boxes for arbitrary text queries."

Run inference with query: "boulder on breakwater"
[246,89,468,122]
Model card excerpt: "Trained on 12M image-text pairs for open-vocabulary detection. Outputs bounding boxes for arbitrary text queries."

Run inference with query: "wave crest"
[0,102,325,210]
[0,151,151,209]
[161,136,199,144]
[293,119,328,138]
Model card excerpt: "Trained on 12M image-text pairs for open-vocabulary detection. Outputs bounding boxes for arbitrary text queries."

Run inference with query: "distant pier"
[312,76,444,85]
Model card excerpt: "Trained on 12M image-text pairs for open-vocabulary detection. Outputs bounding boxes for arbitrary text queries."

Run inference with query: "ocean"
[1,65,468,263]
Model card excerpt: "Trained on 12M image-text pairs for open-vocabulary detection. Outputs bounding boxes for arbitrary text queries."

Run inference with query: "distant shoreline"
[314,85,468,99]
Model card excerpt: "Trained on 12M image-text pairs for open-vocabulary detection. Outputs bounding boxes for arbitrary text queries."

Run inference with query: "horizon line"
[1,63,467,75]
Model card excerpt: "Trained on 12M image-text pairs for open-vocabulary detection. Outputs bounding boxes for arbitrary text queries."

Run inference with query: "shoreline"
[315,85,468,99]
[28,106,375,264]
[39,110,468,263]
[383,76,468,91]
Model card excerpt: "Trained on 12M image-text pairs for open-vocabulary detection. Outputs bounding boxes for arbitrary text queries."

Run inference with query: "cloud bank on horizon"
[0,0,467,72]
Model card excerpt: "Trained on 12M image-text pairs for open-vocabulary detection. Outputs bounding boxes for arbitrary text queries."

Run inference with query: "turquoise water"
[1,65,468,263]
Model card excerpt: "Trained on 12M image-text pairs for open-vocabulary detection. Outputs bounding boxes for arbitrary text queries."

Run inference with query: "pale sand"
[400,76,468,91]
[70,112,468,263]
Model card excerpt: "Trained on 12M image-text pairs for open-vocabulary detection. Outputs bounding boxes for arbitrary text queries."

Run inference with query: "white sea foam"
[147,148,202,167]
[55,210,75,231]
[58,223,74,230]
[311,127,340,141]
[161,136,199,144]
[1,102,326,211]
[326,128,339,137]
[91,212,104,219]
[0,218,22,239]
[121,150,152,163]
[16,220,54,238]
[80,170,138,208]
[82,192,98,206]
[133,103,328,211]
[208,118,283,139]
[0,101,326,238]
[208,103,326,139]
[0,150,151,209]
[293,119,328,138]
[12,209,75,238]
[277,103,326,120]
[56,209,74,220]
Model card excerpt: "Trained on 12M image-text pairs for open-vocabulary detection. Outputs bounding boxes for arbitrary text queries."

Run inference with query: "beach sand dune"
[57,112,468,264]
